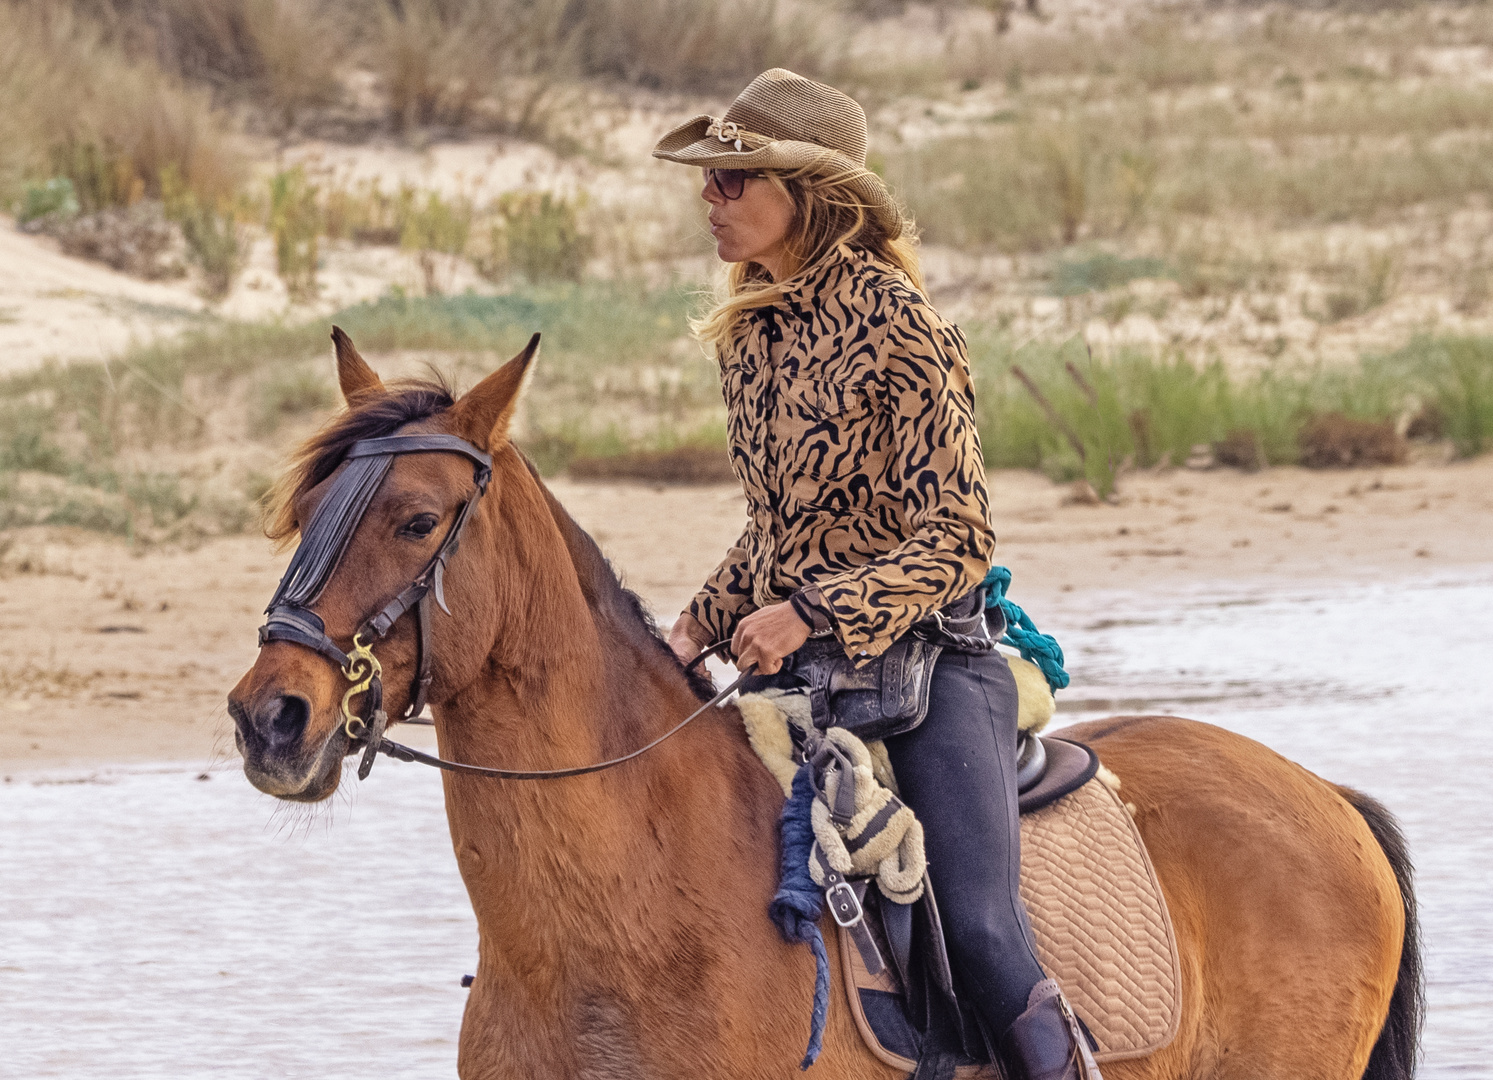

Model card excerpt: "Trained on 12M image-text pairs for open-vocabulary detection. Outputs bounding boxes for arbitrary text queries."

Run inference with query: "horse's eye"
[402,513,439,539]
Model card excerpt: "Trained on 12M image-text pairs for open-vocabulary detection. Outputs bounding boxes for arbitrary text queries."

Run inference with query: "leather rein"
[256,433,744,783]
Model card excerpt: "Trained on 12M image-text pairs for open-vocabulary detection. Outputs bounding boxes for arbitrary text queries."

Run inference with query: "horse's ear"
[452,333,541,450]
[331,326,384,404]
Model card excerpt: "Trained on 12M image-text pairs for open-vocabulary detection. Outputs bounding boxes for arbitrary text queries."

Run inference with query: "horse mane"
[526,458,718,703]
[610,572,719,703]
[263,377,456,546]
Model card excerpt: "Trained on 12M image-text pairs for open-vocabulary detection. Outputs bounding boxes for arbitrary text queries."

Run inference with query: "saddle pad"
[840,775,1182,1071]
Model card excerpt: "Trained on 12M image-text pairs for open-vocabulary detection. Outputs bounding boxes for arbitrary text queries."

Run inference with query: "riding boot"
[1000,979,1103,1080]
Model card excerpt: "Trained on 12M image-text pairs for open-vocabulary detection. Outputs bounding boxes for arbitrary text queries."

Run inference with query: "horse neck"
[433,451,776,978]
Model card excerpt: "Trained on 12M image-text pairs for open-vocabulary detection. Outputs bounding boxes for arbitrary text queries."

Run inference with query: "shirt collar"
[772,244,865,309]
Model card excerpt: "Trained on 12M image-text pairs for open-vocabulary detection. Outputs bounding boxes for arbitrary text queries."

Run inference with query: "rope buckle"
[825,880,864,928]
[705,117,757,152]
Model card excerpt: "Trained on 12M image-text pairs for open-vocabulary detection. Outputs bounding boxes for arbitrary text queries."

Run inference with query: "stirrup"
[1003,979,1103,1080]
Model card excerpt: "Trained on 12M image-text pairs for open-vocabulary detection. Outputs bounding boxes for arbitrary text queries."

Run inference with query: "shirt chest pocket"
[775,376,878,483]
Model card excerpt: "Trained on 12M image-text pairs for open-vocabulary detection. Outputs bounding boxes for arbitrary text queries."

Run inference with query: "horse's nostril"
[267,694,311,748]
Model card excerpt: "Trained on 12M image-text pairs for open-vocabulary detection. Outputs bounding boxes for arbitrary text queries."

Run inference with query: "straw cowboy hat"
[652,68,905,236]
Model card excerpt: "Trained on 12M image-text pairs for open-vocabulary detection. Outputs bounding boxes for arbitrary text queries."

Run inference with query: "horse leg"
[1068,716,1408,1080]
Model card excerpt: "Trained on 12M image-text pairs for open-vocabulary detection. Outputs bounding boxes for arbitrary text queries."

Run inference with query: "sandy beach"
[4,455,1489,774]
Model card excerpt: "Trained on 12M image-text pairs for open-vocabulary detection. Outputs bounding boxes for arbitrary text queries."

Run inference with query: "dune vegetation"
[2,0,1493,542]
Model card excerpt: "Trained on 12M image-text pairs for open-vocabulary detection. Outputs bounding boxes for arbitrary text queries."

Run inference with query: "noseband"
[256,433,746,783]
[258,433,494,779]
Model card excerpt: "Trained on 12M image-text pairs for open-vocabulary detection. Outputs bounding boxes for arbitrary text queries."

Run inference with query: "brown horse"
[229,335,1420,1080]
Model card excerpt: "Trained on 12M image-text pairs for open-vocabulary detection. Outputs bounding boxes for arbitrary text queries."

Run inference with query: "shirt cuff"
[789,586,836,637]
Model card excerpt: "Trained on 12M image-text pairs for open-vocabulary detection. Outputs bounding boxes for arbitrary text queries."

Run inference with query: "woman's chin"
[715,237,754,265]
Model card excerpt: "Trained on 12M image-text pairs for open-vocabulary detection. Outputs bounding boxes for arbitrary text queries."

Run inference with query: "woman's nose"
[701,178,724,205]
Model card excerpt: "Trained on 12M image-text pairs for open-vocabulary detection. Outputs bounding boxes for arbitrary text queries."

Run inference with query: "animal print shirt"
[687,246,995,661]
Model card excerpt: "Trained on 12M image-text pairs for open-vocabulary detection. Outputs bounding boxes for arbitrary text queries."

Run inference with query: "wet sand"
[3,455,1491,773]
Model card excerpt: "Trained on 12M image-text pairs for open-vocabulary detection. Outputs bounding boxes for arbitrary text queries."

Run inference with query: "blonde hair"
[692,164,924,354]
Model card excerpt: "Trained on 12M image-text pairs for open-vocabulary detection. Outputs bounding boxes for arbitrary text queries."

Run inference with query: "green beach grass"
[969,331,1492,496]
[1,285,1489,543]
[0,283,710,541]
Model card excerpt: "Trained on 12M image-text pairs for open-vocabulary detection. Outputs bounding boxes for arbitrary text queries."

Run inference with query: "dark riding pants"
[882,649,1048,1036]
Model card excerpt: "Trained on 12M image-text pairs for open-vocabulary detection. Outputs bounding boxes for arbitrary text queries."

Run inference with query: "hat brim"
[653,114,904,236]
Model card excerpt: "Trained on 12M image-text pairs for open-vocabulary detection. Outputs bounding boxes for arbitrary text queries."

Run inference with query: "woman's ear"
[331,326,384,404]
[451,333,541,451]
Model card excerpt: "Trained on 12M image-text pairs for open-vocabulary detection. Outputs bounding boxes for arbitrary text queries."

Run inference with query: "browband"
[347,434,493,471]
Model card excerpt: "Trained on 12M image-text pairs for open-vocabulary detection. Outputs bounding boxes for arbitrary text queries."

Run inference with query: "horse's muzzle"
[228,685,345,801]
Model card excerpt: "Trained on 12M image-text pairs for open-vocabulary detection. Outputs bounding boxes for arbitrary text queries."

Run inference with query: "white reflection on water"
[1,569,1488,1078]
[1,764,475,1078]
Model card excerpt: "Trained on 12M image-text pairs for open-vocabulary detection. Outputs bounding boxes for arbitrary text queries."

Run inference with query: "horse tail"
[1337,785,1423,1080]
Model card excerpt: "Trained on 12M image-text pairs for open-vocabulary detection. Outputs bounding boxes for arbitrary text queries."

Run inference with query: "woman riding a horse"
[659,69,1097,1080]
[230,63,1415,1080]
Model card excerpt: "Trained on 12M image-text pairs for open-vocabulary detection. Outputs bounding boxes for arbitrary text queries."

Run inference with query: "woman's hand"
[667,612,712,664]
[732,602,812,675]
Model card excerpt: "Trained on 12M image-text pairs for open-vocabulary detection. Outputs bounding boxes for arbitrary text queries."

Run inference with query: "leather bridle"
[259,433,494,779]
[256,432,745,783]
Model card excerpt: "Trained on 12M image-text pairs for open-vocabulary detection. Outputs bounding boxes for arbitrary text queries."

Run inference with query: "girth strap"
[881,887,915,991]
[910,1051,959,1080]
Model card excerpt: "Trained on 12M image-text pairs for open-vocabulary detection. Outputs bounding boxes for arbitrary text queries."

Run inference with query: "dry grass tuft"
[1213,429,1266,472]
[1297,413,1406,469]
[51,202,183,278]
[888,5,1493,261]
[0,3,243,210]
[567,445,735,485]
[65,0,341,128]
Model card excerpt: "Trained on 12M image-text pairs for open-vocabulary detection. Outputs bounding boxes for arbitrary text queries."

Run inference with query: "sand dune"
[0,224,207,376]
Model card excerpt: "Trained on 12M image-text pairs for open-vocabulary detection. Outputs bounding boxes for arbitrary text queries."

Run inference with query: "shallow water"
[2,568,1489,1077]
[1,763,475,1078]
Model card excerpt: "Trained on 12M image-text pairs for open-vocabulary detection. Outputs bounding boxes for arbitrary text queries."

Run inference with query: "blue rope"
[768,765,830,1070]
[982,565,1070,694]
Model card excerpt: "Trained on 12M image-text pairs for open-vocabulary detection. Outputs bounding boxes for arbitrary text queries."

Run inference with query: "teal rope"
[981,566,1070,694]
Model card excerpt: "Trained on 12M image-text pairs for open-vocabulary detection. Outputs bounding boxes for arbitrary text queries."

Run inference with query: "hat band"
[706,117,772,153]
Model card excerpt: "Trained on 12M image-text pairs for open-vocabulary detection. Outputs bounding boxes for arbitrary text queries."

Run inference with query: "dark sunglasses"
[704,168,766,201]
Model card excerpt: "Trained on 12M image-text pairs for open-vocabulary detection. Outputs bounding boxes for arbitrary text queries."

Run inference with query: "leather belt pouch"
[788,634,944,741]
[745,589,996,742]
